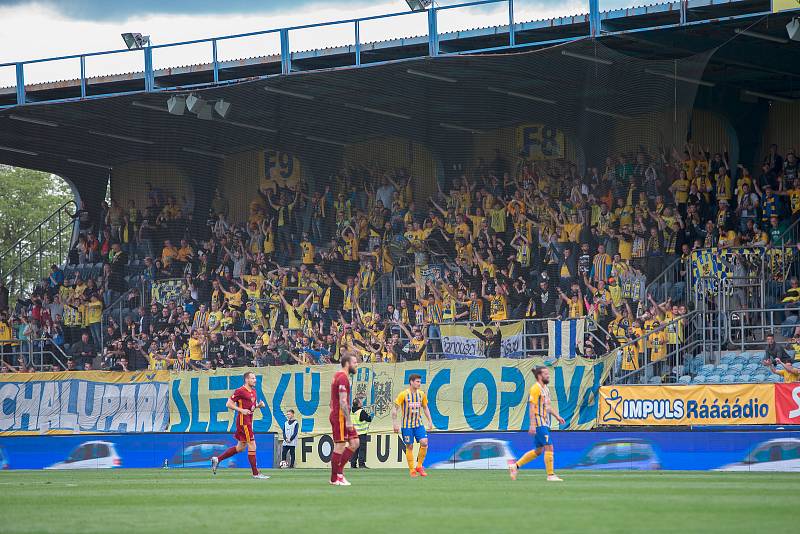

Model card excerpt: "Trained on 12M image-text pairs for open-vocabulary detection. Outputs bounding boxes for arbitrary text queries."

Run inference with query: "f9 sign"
[263,149,302,189]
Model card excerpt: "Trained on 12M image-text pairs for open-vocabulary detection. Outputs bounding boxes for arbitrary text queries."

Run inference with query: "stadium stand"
[2,136,799,385]
[0,4,799,388]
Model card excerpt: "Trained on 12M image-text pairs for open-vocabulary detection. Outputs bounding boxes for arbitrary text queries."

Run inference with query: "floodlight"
[121,33,151,50]
[788,18,800,42]
[167,96,186,116]
[196,102,213,120]
[405,0,432,11]
[214,99,231,119]
[185,94,204,113]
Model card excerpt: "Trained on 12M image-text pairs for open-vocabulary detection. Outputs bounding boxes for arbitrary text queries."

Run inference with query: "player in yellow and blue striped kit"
[392,374,433,477]
[509,366,565,482]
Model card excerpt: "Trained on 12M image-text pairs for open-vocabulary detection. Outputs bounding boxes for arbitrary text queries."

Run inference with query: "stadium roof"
[0,0,796,107]
[0,0,796,191]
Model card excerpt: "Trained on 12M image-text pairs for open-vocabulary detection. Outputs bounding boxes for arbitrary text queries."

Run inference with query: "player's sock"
[331,452,342,482]
[544,450,555,476]
[217,446,238,462]
[248,452,259,476]
[515,449,540,468]
[405,447,415,471]
[416,445,427,468]
[340,447,354,471]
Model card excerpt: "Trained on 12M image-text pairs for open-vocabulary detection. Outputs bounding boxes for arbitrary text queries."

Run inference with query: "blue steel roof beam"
[0,0,783,108]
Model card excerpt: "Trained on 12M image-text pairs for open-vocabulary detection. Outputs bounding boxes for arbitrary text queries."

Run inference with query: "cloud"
[0,0,313,20]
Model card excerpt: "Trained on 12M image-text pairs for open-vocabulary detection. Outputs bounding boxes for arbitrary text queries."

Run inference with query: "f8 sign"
[516,124,564,160]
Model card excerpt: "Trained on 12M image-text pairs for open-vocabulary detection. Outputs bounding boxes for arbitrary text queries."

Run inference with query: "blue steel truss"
[0,0,797,109]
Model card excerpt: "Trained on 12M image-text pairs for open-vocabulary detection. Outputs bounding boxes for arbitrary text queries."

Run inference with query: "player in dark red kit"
[211,371,270,479]
[329,354,359,486]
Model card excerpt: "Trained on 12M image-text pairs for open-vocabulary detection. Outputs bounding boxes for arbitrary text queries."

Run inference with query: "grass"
[1,469,797,533]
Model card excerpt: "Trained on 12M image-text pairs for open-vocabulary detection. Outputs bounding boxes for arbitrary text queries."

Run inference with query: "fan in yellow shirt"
[300,236,315,265]
[187,330,206,362]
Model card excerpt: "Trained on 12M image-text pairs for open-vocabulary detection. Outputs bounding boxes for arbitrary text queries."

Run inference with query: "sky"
[0,0,636,86]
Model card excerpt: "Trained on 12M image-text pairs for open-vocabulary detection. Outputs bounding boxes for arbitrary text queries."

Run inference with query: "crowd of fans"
[1,142,799,382]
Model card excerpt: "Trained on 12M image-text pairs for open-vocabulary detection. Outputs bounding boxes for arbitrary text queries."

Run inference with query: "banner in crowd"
[691,247,794,295]
[597,384,776,426]
[151,279,185,306]
[547,319,585,359]
[169,355,614,436]
[0,371,170,435]
[775,383,800,425]
[439,322,525,359]
[619,274,646,302]
[420,264,445,283]
[516,124,565,160]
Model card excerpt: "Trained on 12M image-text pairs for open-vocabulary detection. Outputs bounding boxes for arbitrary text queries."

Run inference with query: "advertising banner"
[169,355,613,436]
[0,371,170,436]
[296,432,409,468]
[0,432,273,470]
[597,384,775,426]
[295,429,800,471]
[439,322,525,359]
[775,382,800,425]
[1,428,797,472]
[773,0,800,14]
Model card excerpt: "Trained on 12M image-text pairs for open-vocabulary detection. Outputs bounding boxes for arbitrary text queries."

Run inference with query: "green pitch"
[1,469,797,533]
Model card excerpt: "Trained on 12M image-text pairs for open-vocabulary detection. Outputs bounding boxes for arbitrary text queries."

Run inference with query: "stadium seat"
[678,375,692,385]
[728,363,744,374]
[648,376,662,384]
[743,362,760,373]
[715,363,729,374]
[720,374,736,384]
[766,374,783,383]
[752,374,767,383]
[691,375,706,384]
[685,357,703,375]
[705,374,721,384]
[700,364,716,375]
[720,354,736,365]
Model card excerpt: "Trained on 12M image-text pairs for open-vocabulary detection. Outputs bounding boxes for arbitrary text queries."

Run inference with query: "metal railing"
[727,307,799,351]
[0,336,68,371]
[765,216,800,306]
[610,311,704,385]
[644,255,686,304]
[0,200,77,301]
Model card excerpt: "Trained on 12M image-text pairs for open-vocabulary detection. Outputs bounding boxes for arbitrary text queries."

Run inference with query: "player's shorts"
[235,423,254,443]
[401,425,427,446]
[330,412,359,443]
[533,426,551,448]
